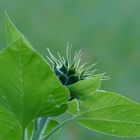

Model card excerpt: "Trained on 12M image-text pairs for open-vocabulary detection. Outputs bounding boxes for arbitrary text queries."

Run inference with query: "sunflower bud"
[47,45,97,85]
[47,44,109,100]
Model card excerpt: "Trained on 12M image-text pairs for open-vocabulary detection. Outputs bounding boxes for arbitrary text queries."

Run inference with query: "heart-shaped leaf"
[5,13,32,48]
[68,91,140,137]
[0,37,68,126]
[0,106,21,140]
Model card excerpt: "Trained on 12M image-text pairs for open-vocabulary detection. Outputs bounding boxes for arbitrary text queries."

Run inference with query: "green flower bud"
[47,44,109,100]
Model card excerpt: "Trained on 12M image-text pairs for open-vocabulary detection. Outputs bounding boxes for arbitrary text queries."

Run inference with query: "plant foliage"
[0,14,139,140]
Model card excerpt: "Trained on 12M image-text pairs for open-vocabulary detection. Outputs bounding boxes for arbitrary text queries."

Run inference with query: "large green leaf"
[5,13,32,48]
[0,106,21,140]
[68,91,140,137]
[68,75,101,100]
[0,37,68,139]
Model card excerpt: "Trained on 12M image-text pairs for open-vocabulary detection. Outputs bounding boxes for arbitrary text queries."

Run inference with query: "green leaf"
[68,75,101,100]
[0,38,68,139]
[68,91,140,137]
[5,13,32,48]
[0,106,21,140]
[43,119,59,136]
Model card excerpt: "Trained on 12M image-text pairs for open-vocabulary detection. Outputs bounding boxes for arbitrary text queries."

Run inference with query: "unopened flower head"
[47,44,98,86]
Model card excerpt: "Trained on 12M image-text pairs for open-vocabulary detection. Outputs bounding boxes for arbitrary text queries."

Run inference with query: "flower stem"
[32,118,48,140]
[42,117,75,140]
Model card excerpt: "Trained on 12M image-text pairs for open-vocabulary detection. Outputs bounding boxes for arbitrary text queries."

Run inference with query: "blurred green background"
[0,0,140,140]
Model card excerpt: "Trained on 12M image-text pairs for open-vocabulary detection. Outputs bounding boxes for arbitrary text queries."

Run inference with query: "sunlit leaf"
[5,13,32,48]
[0,37,68,126]
[0,15,69,139]
[0,106,21,140]
[68,91,140,137]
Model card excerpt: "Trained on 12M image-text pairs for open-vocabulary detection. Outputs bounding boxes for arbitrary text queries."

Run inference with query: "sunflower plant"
[0,14,140,140]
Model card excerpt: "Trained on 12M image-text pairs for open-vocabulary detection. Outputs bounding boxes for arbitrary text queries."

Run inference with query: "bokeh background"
[0,0,140,140]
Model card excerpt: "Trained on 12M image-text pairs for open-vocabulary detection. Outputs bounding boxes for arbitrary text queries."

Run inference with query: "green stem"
[25,128,28,140]
[43,117,74,140]
[32,118,48,140]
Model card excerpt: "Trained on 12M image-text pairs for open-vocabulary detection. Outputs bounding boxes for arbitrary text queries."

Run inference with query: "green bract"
[68,75,101,100]
[0,14,140,140]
